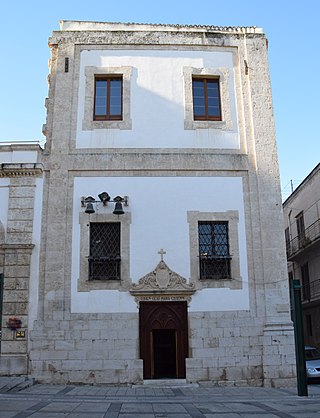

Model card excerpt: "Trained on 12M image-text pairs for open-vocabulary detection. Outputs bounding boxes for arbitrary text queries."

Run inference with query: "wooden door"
[139,301,188,379]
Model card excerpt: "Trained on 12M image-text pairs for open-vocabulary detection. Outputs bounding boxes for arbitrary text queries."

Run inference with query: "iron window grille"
[198,221,231,279]
[94,76,123,121]
[88,222,121,280]
[192,77,222,121]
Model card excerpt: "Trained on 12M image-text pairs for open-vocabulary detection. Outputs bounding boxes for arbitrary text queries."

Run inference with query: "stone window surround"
[183,66,233,131]
[82,66,132,131]
[187,210,242,290]
[78,211,131,291]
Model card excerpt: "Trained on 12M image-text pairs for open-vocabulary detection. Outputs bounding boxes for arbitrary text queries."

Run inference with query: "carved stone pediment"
[130,260,195,305]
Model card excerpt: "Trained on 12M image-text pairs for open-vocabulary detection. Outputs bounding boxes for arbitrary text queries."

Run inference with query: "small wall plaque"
[15,330,26,339]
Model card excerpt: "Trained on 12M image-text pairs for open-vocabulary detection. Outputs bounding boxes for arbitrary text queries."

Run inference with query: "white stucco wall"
[71,176,249,313]
[0,150,39,164]
[77,49,239,149]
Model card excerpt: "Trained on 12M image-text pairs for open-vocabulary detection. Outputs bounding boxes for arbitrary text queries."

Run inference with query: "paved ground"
[0,377,320,417]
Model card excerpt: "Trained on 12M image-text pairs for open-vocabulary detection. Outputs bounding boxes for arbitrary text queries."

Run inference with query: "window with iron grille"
[94,76,123,120]
[198,221,231,279]
[88,222,121,280]
[192,77,221,121]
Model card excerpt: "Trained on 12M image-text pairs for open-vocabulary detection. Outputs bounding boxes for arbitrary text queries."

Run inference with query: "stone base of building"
[26,313,297,387]
[30,361,144,385]
[0,355,28,375]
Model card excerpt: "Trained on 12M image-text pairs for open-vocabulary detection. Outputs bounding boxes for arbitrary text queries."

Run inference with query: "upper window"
[183,67,233,131]
[94,76,123,121]
[88,222,121,280]
[83,66,132,131]
[198,221,231,280]
[192,77,221,121]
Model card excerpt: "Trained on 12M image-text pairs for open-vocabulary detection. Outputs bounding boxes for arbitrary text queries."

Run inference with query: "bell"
[85,202,95,214]
[113,201,124,215]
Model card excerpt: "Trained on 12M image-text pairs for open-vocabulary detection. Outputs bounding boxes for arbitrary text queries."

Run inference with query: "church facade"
[0,21,296,386]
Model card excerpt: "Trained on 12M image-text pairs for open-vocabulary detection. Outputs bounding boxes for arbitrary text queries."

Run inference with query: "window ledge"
[198,276,242,289]
[184,120,228,130]
[91,119,132,130]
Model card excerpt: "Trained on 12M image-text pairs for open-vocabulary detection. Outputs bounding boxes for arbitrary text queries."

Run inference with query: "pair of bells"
[84,195,124,215]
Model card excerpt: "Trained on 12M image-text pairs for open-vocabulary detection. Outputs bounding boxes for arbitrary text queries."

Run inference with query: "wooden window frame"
[192,77,222,121]
[93,75,123,121]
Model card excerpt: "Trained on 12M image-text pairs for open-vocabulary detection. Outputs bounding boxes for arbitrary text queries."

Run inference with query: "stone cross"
[158,248,166,261]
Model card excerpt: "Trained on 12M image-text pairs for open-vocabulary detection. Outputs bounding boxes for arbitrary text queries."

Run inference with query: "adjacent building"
[283,163,320,347]
[0,21,296,386]
[0,142,43,375]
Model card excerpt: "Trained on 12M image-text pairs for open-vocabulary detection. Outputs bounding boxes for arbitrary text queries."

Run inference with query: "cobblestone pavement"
[1,378,320,417]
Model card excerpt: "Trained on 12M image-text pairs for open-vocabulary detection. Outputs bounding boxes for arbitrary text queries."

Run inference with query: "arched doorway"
[139,301,188,379]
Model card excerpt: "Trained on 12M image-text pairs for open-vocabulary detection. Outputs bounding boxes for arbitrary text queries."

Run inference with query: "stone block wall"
[29,313,143,384]
[29,310,295,386]
[0,162,42,375]
[187,312,296,387]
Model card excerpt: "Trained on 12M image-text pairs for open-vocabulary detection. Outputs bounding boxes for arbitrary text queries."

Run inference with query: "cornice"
[0,244,35,251]
[49,24,264,47]
[59,20,263,34]
[0,163,43,178]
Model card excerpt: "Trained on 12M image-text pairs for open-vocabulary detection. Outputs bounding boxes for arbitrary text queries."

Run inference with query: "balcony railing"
[301,277,320,303]
[286,218,320,258]
[88,256,121,280]
[199,255,231,280]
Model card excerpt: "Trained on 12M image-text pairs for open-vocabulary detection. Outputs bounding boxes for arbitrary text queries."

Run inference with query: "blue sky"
[0,0,319,199]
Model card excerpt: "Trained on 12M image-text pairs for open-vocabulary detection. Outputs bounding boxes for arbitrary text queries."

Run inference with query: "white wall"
[77,49,239,149]
[0,150,39,164]
[71,176,249,313]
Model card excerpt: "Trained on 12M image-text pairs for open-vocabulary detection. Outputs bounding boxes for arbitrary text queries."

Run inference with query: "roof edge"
[59,20,263,34]
[282,162,320,206]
